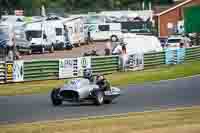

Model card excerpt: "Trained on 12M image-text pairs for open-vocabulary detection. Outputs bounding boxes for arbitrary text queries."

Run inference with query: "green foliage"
[184,5,200,33]
[0,0,175,15]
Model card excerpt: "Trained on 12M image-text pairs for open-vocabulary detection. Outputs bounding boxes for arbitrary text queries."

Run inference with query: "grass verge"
[1,106,200,133]
[1,61,200,96]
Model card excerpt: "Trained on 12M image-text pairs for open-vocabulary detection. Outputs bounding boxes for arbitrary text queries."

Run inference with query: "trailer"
[63,17,86,47]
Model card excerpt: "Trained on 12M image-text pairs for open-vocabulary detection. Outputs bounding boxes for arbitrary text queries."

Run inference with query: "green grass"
[108,61,200,86]
[0,80,65,96]
[1,106,200,133]
[0,61,200,96]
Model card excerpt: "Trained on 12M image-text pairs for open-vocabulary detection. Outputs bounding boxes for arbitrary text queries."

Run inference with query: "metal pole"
[0,3,2,20]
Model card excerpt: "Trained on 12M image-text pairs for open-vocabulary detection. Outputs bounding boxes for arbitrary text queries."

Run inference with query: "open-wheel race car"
[50,78,120,106]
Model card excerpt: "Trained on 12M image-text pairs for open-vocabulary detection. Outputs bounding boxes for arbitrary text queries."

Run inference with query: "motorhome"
[25,21,54,54]
[87,23,122,42]
[63,17,86,47]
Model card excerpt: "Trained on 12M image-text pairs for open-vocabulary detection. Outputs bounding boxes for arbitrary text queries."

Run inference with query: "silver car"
[50,78,120,106]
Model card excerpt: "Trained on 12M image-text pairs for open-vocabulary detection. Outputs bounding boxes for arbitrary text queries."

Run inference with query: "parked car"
[159,37,168,48]
[166,36,191,50]
[0,24,15,60]
[14,26,32,54]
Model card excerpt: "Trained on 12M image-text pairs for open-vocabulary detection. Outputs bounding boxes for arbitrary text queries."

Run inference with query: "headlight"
[28,36,32,41]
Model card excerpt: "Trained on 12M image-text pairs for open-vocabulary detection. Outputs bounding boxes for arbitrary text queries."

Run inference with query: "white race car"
[50,78,120,106]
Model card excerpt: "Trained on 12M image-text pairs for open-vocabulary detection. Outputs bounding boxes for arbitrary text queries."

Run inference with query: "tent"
[112,34,162,55]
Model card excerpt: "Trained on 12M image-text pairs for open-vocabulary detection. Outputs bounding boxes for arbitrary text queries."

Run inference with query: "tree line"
[0,0,175,16]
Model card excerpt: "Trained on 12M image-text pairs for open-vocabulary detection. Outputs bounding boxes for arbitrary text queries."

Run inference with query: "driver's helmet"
[83,68,92,79]
[96,74,104,81]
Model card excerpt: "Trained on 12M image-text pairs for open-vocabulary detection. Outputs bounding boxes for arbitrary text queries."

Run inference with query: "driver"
[96,74,111,91]
[83,69,94,83]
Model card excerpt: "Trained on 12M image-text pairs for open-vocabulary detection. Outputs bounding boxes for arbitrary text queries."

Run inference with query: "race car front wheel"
[94,91,104,105]
[51,88,62,106]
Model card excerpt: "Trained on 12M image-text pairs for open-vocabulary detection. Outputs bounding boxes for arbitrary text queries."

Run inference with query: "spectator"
[180,42,184,48]
[87,30,93,45]
[122,44,126,54]
[185,34,192,47]
[104,40,112,56]
[120,43,128,72]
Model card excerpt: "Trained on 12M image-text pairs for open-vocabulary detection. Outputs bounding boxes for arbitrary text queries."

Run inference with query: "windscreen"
[121,22,151,33]
[167,39,181,43]
[0,29,9,41]
[98,25,110,31]
[26,30,42,39]
[56,28,62,36]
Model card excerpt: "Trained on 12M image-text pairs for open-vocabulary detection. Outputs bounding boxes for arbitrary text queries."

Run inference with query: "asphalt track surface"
[1,76,200,124]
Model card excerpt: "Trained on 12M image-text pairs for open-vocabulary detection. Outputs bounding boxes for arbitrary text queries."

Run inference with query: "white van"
[25,21,54,54]
[45,16,72,49]
[63,17,85,47]
[87,23,122,42]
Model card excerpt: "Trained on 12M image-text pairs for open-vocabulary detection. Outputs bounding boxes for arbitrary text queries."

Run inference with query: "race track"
[1,76,200,124]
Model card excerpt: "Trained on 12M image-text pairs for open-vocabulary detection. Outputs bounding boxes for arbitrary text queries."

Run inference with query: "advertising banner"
[165,49,177,65]
[128,54,144,71]
[12,60,24,82]
[6,63,13,81]
[165,48,185,65]
[177,48,185,64]
[77,57,91,76]
[59,58,77,79]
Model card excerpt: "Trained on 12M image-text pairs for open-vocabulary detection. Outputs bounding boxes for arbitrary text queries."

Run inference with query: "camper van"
[25,21,54,54]
[63,17,86,47]
[87,23,122,42]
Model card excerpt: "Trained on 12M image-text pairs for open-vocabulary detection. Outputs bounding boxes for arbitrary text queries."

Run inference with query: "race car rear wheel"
[94,91,104,105]
[51,88,62,106]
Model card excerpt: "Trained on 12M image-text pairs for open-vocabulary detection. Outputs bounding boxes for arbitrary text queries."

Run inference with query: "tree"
[0,0,176,15]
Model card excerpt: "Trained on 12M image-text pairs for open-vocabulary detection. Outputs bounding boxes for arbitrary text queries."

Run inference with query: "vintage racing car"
[50,78,120,106]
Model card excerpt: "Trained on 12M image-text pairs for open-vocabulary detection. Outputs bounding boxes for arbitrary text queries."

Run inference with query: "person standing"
[104,40,112,55]
[121,43,128,71]
[87,30,94,45]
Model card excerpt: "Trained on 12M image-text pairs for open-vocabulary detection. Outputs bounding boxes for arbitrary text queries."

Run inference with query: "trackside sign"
[77,57,91,76]
[59,58,78,79]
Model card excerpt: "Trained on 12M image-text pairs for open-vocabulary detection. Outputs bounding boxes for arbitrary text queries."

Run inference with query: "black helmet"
[96,73,104,81]
[83,69,92,79]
